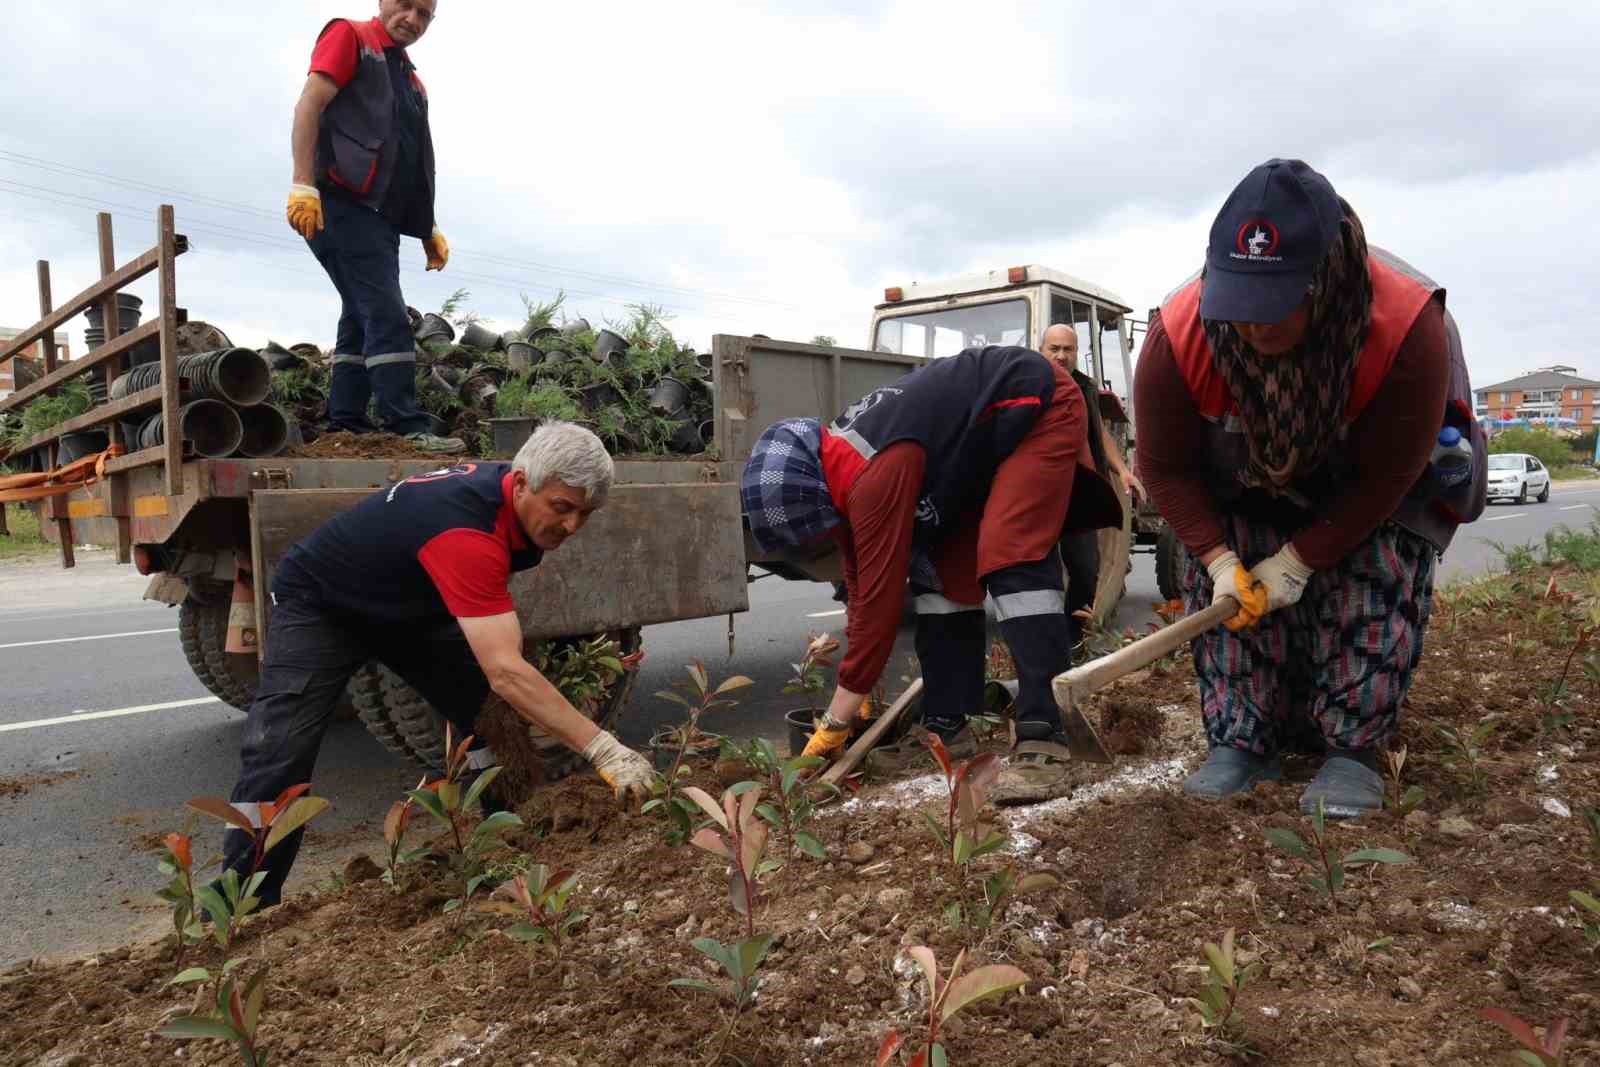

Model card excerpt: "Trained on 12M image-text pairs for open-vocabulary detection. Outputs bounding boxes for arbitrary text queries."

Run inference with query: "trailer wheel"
[178,598,239,707]
[1155,525,1184,603]
[352,627,643,781]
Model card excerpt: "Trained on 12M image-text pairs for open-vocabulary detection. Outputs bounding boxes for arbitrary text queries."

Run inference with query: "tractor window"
[873,299,1028,359]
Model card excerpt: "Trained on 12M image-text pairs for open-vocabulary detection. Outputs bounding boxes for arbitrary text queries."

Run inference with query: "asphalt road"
[1,483,1595,965]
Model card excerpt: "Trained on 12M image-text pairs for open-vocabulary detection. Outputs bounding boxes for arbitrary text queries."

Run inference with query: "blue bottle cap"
[1437,426,1462,446]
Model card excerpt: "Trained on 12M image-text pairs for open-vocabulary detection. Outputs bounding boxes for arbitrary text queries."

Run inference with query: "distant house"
[0,329,73,400]
[1474,365,1600,429]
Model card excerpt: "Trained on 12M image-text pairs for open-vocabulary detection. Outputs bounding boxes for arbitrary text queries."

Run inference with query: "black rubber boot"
[1183,747,1283,798]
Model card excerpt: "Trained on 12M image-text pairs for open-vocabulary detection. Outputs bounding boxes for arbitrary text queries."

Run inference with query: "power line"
[0,148,803,310]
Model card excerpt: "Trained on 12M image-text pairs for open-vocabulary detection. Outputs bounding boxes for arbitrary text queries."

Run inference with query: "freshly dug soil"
[3,567,1597,1066]
[289,431,434,460]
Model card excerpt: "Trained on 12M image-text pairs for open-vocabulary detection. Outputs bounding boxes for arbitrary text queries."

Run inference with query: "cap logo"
[1232,219,1282,263]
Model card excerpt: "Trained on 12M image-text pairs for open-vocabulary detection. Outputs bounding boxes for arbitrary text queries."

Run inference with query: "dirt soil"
[289,431,434,460]
[0,770,81,801]
[2,566,1597,1066]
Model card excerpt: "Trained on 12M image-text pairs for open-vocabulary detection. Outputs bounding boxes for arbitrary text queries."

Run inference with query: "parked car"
[1485,452,1551,505]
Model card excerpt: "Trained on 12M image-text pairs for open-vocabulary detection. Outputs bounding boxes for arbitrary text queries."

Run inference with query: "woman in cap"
[1135,158,1484,816]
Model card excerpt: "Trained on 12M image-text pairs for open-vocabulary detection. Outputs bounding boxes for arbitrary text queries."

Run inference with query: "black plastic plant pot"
[406,306,424,333]
[430,365,465,396]
[237,404,291,458]
[128,337,160,367]
[785,709,819,757]
[667,416,703,454]
[578,382,623,411]
[57,430,110,464]
[648,376,690,415]
[463,375,500,406]
[262,340,305,372]
[460,322,501,351]
[525,326,561,347]
[415,313,455,343]
[84,292,143,334]
[109,362,164,401]
[139,399,243,459]
[560,318,592,338]
[504,341,541,373]
[649,730,724,772]
[696,350,715,372]
[84,327,105,351]
[698,419,715,447]
[541,348,573,368]
[177,348,272,408]
[488,416,537,457]
[592,329,628,365]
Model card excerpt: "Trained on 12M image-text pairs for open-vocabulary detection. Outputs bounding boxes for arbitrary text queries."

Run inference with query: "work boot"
[405,431,467,454]
[867,722,976,777]
[1182,746,1282,799]
[991,721,1076,806]
[1299,751,1384,818]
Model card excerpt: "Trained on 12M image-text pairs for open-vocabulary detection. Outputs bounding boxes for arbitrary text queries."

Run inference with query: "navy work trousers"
[306,195,429,435]
[222,587,492,904]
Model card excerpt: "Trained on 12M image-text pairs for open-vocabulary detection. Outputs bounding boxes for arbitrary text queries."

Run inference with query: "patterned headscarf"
[1203,201,1374,498]
[740,418,841,553]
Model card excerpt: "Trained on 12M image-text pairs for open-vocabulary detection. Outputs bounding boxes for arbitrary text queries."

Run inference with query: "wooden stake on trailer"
[97,213,133,563]
[36,260,74,569]
[156,205,183,496]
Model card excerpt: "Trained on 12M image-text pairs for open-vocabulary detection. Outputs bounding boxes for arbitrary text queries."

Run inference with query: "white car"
[1486,452,1551,504]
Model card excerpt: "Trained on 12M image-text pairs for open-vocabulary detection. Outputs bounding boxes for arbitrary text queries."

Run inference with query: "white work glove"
[1252,543,1313,612]
[1206,550,1268,632]
[582,730,653,808]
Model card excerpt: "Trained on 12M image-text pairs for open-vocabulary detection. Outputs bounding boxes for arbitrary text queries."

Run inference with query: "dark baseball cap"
[1199,158,1342,324]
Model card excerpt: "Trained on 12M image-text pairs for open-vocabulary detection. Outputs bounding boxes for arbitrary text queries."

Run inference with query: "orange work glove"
[1206,551,1268,632]
[286,184,324,238]
[423,226,449,271]
[801,713,852,759]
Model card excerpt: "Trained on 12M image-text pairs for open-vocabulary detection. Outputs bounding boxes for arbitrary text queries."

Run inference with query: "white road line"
[805,608,848,618]
[1481,513,1527,522]
[1561,504,1591,511]
[0,627,177,651]
[0,696,221,733]
[0,605,170,625]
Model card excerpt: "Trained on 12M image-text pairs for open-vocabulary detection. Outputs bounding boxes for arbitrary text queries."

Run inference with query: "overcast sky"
[1,1,1594,392]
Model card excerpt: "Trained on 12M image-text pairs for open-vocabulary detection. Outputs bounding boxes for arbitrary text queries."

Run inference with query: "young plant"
[1570,887,1600,949]
[670,784,776,1062]
[1384,745,1425,816]
[644,663,753,843]
[782,631,839,716]
[1538,624,1593,735]
[1265,798,1413,910]
[1481,1007,1570,1066]
[1437,718,1498,793]
[487,863,587,956]
[159,964,272,1067]
[155,832,205,965]
[380,778,430,889]
[185,785,330,949]
[1185,928,1261,1053]
[877,946,1028,1067]
[405,725,524,910]
[729,736,835,861]
[920,735,1056,928]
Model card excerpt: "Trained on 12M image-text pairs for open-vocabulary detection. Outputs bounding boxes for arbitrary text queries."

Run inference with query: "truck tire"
[352,627,643,779]
[1155,526,1184,603]
[178,595,256,710]
[178,597,237,707]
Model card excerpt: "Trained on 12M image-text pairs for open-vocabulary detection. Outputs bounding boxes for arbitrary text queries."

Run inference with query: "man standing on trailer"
[285,0,465,453]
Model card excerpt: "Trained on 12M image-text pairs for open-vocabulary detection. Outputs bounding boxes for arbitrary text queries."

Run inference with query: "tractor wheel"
[352,628,643,782]
[178,597,238,707]
[179,595,255,710]
[1155,526,1185,603]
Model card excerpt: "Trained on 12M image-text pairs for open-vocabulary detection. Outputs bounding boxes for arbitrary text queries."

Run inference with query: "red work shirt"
[308,17,390,88]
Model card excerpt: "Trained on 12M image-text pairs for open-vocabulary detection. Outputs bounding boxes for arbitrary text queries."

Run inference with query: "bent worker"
[221,422,654,903]
[286,0,465,453]
[1135,158,1485,816]
[1039,323,1144,654]
[743,347,1120,802]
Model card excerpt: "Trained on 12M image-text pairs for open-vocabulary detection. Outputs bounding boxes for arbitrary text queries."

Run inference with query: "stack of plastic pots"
[113,347,291,459]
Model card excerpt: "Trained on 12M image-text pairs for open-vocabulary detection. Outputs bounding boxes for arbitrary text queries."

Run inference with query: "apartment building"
[1474,365,1600,427]
[0,328,73,400]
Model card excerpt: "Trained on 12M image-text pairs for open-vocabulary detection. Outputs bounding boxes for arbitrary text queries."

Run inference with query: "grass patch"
[0,504,51,561]
[1551,464,1599,481]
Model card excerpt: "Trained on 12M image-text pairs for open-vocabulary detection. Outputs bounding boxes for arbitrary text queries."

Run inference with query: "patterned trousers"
[1181,517,1437,756]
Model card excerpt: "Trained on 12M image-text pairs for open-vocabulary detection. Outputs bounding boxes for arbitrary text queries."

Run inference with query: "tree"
[1488,427,1578,471]
[810,335,837,347]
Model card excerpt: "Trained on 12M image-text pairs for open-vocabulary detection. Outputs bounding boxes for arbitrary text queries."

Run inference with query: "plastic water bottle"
[1431,426,1473,488]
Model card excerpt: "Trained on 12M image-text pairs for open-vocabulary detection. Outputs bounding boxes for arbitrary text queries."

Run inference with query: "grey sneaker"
[1182,747,1282,798]
[405,431,467,454]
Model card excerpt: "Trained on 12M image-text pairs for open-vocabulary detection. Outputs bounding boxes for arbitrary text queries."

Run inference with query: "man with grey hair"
[217,422,652,905]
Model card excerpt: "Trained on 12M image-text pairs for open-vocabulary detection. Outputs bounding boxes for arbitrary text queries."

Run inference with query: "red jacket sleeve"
[417,529,516,618]
[1133,317,1228,558]
[836,442,926,694]
[309,21,359,88]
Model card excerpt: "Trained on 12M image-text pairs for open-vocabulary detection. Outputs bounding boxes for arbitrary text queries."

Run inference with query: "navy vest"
[277,462,542,625]
[314,17,437,238]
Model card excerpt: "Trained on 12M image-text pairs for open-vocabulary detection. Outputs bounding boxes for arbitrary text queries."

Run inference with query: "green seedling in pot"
[783,631,839,717]
[644,663,753,845]
[1265,798,1412,909]
[876,946,1028,1067]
